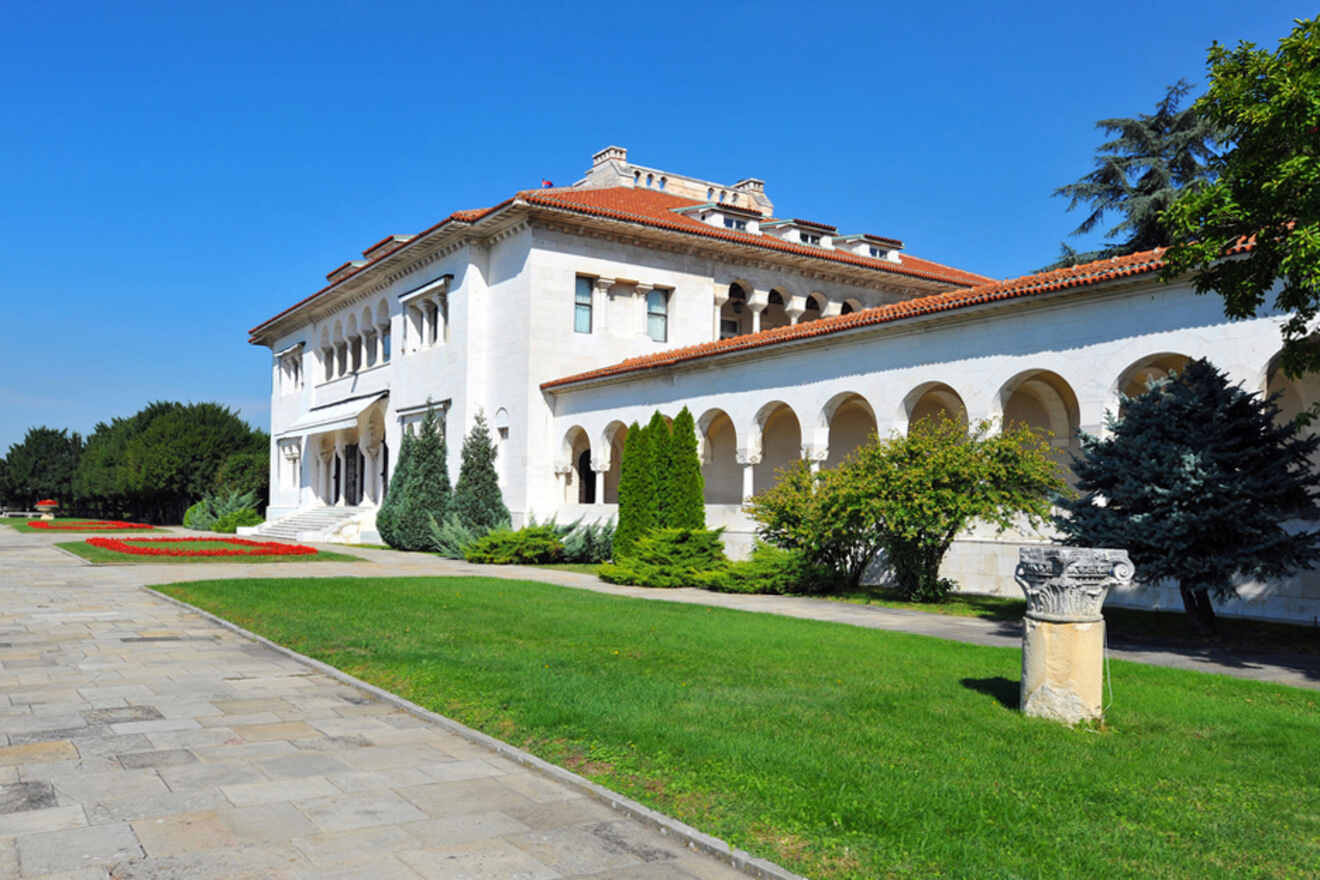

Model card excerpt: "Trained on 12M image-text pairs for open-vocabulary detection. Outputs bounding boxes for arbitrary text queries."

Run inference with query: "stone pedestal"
[1014,547,1134,725]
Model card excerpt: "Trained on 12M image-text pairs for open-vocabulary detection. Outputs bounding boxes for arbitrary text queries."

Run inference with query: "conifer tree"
[1056,358,1320,634]
[645,412,672,525]
[664,407,706,529]
[1047,80,1220,267]
[375,429,415,548]
[393,405,451,550]
[451,411,509,531]
[614,420,656,558]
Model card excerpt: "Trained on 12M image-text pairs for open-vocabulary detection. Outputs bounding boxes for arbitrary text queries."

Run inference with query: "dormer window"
[869,246,882,258]
[723,217,747,231]
[801,232,822,246]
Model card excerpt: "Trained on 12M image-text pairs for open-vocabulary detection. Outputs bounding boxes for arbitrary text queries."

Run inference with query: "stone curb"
[144,586,806,880]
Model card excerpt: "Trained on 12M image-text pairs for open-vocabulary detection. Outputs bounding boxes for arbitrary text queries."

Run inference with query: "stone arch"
[753,401,803,496]
[820,392,877,468]
[601,420,628,503]
[721,281,752,338]
[840,297,862,315]
[902,382,969,433]
[1266,351,1320,473]
[997,370,1082,480]
[800,292,826,324]
[359,307,376,366]
[562,426,594,504]
[1115,353,1192,402]
[697,408,740,503]
[762,289,792,331]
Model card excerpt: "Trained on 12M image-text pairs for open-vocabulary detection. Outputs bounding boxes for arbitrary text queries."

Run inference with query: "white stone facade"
[251,147,1320,623]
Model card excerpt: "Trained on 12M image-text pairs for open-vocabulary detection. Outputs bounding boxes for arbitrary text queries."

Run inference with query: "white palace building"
[248,146,1320,623]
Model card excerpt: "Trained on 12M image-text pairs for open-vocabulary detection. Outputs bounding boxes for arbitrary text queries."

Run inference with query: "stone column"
[554,463,573,503]
[593,277,615,335]
[634,283,654,339]
[712,284,730,341]
[333,438,347,506]
[786,295,806,325]
[748,289,770,334]
[1014,547,1134,725]
[803,444,828,473]
[592,463,610,506]
[735,449,760,502]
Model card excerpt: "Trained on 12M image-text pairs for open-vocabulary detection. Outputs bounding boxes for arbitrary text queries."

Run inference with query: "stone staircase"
[247,506,366,543]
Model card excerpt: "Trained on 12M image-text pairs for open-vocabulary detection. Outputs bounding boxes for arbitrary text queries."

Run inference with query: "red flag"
[541,179,554,188]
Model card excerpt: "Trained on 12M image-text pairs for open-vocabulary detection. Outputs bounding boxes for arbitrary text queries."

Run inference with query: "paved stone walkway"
[0,528,751,880]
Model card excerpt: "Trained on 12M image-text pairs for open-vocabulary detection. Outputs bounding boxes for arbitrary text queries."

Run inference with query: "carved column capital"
[593,276,616,294]
[1014,547,1134,623]
[802,445,829,463]
[735,449,762,466]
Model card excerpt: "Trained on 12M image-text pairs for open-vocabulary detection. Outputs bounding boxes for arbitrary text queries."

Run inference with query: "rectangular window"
[646,289,668,343]
[723,217,747,231]
[801,232,821,246]
[574,276,593,334]
[381,329,391,362]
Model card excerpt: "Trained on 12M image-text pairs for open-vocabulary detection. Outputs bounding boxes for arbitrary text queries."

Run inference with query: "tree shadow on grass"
[961,676,1018,710]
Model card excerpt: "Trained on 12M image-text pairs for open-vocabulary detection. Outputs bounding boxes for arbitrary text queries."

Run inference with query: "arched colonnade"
[556,350,1320,506]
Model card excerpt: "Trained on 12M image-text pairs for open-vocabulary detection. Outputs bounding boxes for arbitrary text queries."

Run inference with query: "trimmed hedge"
[463,525,563,564]
[599,527,726,588]
[211,508,263,534]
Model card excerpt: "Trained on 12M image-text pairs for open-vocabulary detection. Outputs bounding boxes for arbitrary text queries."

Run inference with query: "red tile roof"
[539,242,1250,391]
[518,188,993,287]
[249,186,992,338]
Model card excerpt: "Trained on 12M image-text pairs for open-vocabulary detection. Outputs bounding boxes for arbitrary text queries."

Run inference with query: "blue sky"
[0,1,1303,451]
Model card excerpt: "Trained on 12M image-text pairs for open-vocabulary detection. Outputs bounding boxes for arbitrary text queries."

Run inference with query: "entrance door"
[344,443,360,506]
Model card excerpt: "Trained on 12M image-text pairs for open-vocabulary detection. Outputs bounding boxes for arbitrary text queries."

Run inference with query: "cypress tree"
[646,411,671,526]
[451,411,510,531]
[394,405,451,550]
[614,420,656,558]
[665,407,706,529]
[1056,358,1320,635]
[375,429,415,548]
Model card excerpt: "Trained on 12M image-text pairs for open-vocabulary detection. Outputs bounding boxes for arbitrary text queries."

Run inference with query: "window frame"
[574,276,594,334]
[646,288,669,343]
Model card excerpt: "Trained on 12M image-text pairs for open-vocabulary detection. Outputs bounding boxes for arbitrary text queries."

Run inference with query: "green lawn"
[61,540,362,565]
[1,517,161,533]
[155,575,1319,880]
[836,589,1320,656]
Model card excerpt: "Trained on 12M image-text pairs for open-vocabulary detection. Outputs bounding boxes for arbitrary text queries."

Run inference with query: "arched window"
[634,170,641,186]
[707,187,714,200]
[647,289,669,342]
[658,177,667,191]
[646,173,654,187]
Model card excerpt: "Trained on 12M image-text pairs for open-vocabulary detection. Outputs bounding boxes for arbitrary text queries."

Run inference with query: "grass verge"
[2,518,161,533]
[156,575,1320,880]
[60,541,362,565]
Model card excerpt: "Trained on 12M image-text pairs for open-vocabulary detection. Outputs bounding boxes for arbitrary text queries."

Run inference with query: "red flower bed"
[29,520,153,531]
[87,537,318,558]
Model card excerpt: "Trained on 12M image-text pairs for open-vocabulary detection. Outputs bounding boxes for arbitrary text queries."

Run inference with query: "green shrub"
[662,407,705,529]
[562,518,615,563]
[697,543,835,595]
[599,527,726,588]
[429,513,494,559]
[378,406,451,551]
[184,489,257,531]
[614,420,656,558]
[463,525,563,564]
[183,500,209,530]
[214,450,269,511]
[211,508,263,534]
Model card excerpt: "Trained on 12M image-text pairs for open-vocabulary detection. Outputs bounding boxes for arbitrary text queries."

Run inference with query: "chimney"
[592,145,628,168]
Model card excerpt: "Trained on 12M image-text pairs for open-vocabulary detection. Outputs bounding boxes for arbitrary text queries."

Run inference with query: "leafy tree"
[1056,358,1320,634]
[0,456,9,507]
[1048,80,1220,267]
[215,447,270,512]
[4,427,82,509]
[119,403,260,523]
[644,412,672,523]
[750,418,1063,600]
[390,405,451,550]
[375,429,416,548]
[663,407,706,529]
[450,411,509,531]
[74,402,182,518]
[746,459,882,589]
[614,420,658,558]
[1162,17,1320,378]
